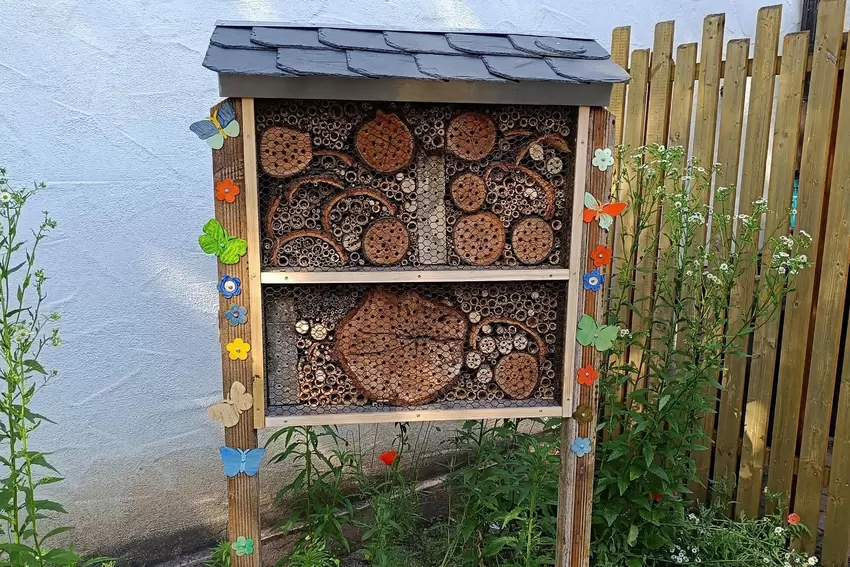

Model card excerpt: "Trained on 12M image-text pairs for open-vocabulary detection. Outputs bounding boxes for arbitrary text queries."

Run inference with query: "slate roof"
[203,23,629,85]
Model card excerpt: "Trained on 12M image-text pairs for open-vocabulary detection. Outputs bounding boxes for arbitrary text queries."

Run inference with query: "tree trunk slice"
[320,188,398,233]
[511,216,555,265]
[447,112,496,161]
[514,133,570,164]
[449,173,487,213]
[354,111,415,174]
[333,288,468,405]
[362,217,410,266]
[469,317,547,364]
[452,211,506,266]
[494,352,539,399]
[484,163,556,219]
[260,127,313,178]
[269,230,348,267]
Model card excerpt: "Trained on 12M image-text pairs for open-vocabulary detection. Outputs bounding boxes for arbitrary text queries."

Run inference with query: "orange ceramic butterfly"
[583,192,627,231]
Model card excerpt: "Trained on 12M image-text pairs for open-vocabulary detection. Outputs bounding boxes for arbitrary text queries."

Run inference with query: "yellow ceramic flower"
[226,338,251,361]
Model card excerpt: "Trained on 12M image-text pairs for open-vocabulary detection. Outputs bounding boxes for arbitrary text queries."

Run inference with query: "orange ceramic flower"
[787,513,801,526]
[226,338,251,361]
[379,450,398,466]
[576,364,599,386]
[215,179,241,203]
[591,245,612,267]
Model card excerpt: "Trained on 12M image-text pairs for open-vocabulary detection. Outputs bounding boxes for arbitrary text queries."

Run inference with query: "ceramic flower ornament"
[572,404,593,424]
[592,147,615,172]
[571,437,592,457]
[218,275,241,299]
[576,364,599,386]
[231,536,255,556]
[226,338,251,361]
[583,269,605,292]
[198,219,248,265]
[215,179,241,203]
[590,245,613,267]
[224,304,248,326]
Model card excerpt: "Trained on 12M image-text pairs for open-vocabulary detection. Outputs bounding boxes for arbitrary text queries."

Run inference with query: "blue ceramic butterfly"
[219,446,265,477]
[190,100,240,150]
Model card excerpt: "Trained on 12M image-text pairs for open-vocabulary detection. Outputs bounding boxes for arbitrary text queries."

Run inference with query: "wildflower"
[379,450,398,466]
[215,178,241,203]
[686,270,693,277]
[687,513,698,522]
[808,556,818,565]
[787,512,801,525]
[0,193,10,203]
[774,526,785,536]
[576,364,599,386]
[225,338,251,361]
[778,266,787,275]
[799,254,807,263]
[800,230,812,240]
[719,263,730,273]
[649,492,662,503]
[591,245,613,267]
[619,328,630,337]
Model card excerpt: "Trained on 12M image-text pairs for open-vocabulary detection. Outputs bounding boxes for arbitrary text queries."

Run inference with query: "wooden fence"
[607,1,850,564]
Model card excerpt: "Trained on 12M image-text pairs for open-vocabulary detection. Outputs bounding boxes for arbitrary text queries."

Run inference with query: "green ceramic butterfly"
[576,314,619,352]
[198,219,248,265]
[231,536,255,556]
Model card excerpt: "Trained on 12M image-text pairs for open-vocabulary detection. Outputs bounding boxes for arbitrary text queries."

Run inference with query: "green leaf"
[41,526,74,541]
[627,524,639,547]
[34,499,67,514]
[198,219,226,255]
[23,359,47,375]
[658,394,671,410]
[219,238,248,264]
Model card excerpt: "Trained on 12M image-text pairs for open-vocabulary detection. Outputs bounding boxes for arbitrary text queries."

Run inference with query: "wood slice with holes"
[354,111,415,174]
[449,173,487,212]
[494,352,539,399]
[334,289,468,405]
[362,217,410,266]
[511,216,555,265]
[446,112,496,161]
[259,127,313,178]
[452,211,506,266]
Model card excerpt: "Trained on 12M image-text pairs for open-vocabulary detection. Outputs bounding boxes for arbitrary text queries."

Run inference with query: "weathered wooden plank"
[689,13,725,501]
[767,0,847,516]
[736,30,809,518]
[628,22,674,385]
[608,27,631,152]
[211,99,262,567]
[795,2,850,550]
[716,6,782,508]
[569,107,613,567]
[822,277,850,563]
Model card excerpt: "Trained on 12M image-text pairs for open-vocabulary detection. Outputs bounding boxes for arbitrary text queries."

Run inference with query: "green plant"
[266,426,356,556]
[202,540,231,567]
[0,169,100,567]
[592,145,811,566]
[286,536,339,567]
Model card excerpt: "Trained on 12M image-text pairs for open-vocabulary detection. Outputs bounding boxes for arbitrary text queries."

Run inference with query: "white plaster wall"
[0,0,804,563]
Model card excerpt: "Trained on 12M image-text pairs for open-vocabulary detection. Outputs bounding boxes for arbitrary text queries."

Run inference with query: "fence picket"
[767,0,847,517]
[689,13,726,501]
[736,30,810,518]
[716,6,782,510]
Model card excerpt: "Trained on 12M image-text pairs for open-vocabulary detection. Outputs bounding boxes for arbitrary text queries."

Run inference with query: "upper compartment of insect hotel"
[203,24,627,273]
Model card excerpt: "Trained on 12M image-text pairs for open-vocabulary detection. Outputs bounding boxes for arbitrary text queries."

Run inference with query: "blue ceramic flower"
[583,269,605,292]
[218,275,241,299]
[224,304,248,326]
[571,437,593,457]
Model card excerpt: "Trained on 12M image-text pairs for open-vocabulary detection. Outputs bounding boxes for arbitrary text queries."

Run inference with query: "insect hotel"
[196,22,628,566]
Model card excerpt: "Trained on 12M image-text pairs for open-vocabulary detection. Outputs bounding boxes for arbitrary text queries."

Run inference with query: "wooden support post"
[211,98,263,567]
[555,107,614,567]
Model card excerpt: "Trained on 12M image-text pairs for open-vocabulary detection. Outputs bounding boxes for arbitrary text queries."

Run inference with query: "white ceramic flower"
[592,148,615,171]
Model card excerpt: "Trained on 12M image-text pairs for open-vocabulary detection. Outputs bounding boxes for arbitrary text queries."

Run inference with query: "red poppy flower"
[649,492,662,503]
[787,513,800,526]
[576,365,599,386]
[591,245,613,267]
[379,450,398,466]
[215,178,241,203]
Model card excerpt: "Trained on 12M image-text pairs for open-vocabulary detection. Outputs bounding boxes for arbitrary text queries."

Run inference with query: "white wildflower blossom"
[0,193,10,203]
[800,230,812,240]
[619,328,630,337]
[808,556,818,565]
[720,263,730,273]
[775,526,785,536]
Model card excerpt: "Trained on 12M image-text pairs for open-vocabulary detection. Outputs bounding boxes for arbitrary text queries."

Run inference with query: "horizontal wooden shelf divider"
[264,405,562,427]
[260,268,571,285]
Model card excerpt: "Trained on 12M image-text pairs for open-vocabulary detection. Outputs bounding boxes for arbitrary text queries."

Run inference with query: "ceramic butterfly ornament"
[190,100,240,150]
[583,192,627,231]
[208,381,254,428]
[219,446,265,477]
[576,314,620,352]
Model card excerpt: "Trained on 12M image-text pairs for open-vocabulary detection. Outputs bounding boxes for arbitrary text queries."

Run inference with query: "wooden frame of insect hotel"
[196,21,628,567]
